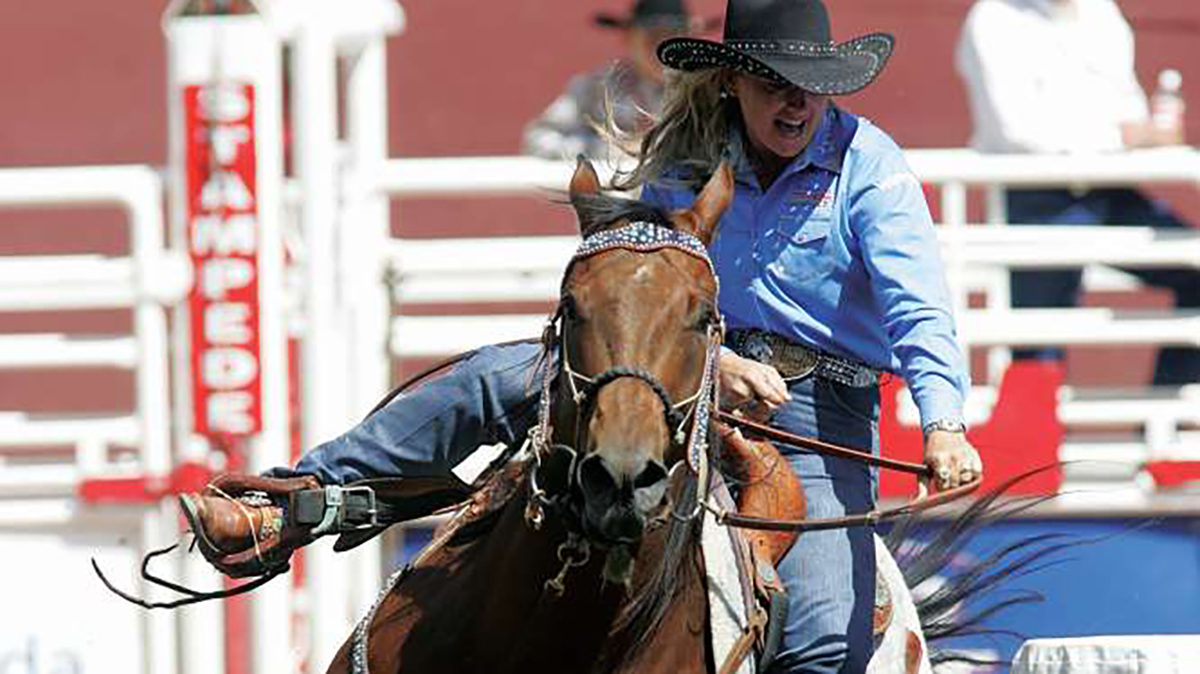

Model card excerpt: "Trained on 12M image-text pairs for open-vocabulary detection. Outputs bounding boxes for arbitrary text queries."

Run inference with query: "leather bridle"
[524,222,725,535]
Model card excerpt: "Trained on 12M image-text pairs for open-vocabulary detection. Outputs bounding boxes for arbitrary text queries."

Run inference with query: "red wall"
[1,1,1196,203]
[1,0,1198,411]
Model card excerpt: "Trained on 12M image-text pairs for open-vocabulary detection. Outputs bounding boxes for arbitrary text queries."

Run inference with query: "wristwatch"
[922,418,967,436]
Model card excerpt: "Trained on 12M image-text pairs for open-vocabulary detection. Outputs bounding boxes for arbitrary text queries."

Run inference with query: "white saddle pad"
[703,493,755,674]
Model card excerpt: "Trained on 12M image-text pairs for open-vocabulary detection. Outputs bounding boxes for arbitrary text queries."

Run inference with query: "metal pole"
[340,33,393,617]
[293,9,355,667]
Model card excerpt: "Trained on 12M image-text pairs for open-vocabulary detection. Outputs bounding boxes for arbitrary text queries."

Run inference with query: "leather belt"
[726,329,882,388]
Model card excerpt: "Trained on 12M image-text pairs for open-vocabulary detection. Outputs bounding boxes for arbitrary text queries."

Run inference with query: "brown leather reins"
[711,410,982,533]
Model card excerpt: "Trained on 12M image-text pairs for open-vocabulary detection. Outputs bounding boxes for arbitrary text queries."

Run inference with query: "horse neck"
[464,470,703,668]
[452,483,632,672]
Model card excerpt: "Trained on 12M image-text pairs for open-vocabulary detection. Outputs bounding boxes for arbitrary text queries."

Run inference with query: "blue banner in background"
[890,515,1200,671]
[393,515,1200,671]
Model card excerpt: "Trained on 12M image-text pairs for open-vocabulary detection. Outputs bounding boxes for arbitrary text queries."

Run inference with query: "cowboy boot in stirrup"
[178,473,323,578]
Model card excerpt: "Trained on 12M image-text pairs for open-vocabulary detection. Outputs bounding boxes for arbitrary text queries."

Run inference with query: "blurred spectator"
[956,0,1200,385]
[520,0,709,162]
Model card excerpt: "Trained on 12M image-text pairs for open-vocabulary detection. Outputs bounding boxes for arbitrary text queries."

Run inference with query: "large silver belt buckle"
[777,344,819,380]
[741,331,775,364]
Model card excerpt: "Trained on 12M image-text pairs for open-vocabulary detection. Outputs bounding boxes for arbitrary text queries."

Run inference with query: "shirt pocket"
[764,210,835,286]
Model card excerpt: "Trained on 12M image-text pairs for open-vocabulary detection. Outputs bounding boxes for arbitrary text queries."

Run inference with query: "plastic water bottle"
[1151,68,1185,145]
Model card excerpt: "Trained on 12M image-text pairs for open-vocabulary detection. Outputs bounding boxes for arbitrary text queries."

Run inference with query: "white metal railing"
[356,146,1200,197]
[0,164,181,674]
[0,165,180,500]
[382,229,1200,353]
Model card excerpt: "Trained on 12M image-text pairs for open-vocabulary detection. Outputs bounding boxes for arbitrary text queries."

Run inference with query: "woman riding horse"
[180,0,982,671]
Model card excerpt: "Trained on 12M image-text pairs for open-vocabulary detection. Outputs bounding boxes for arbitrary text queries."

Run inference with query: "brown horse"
[324,159,804,674]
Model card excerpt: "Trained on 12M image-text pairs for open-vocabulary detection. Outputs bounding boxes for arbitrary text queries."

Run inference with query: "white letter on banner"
[210,126,250,166]
[199,170,253,210]
[202,347,259,389]
[192,213,257,256]
[204,303,253,345]
[201,258,255,299]
[198,84,251,123]
[206,390,256,434]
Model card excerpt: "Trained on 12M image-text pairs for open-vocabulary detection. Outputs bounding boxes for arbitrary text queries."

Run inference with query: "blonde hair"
[605,68,736,192]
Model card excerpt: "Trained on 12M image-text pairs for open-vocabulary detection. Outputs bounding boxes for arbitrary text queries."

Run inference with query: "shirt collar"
[727,106,851,186]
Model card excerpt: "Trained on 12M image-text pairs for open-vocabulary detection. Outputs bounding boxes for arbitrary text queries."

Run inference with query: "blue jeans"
[767,375,878,674]
[290,342,878,674]
[1007,188,1200,385]
[290,343,545,484]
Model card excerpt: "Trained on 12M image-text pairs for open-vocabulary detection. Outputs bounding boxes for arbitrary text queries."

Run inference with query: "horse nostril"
[578,454,618,501]
[633,459,668,490]
[578,455,668,542]
[632,460,670,514]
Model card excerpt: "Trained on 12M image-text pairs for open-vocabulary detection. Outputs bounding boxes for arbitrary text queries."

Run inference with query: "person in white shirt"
[956,0,1200,385]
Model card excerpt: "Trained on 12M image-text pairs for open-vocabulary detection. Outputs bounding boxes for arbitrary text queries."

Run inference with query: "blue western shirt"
[641,106,969,427]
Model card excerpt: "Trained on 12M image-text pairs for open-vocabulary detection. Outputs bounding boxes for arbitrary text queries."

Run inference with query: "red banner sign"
[185,83,263,437]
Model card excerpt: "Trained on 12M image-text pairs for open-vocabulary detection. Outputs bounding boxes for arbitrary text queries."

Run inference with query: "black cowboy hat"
[594,0,703,31]
[657,0,894,96]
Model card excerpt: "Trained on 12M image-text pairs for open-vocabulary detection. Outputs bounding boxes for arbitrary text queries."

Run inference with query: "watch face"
[925,420,966,434]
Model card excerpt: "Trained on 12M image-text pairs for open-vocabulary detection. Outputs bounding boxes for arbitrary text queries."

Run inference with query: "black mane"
[568,192,675,238]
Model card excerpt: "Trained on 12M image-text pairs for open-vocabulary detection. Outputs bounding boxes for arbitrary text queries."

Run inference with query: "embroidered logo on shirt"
[789,187,835,211]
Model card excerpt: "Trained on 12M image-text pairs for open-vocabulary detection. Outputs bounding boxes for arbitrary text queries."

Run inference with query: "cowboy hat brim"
[657,33,893,96]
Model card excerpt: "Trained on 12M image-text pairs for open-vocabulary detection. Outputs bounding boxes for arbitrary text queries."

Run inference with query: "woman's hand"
[921,430,983,495]
[718,351,790,422]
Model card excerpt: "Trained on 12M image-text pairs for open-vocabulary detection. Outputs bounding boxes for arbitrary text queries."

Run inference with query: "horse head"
[544,158,732,549]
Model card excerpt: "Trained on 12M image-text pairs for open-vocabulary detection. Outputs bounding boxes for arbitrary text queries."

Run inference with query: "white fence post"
[165,5,292,673]
[292,6,356,667]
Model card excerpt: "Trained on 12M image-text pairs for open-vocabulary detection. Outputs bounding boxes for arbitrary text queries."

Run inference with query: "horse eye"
[561,295,580,322]
[692,305,716,331]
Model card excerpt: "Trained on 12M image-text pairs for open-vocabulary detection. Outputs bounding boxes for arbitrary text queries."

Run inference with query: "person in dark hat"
[608,0,982,670]
[179,2,980,671]
[521,0,711,160]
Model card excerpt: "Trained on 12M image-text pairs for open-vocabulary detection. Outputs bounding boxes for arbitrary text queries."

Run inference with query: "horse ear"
[685,161,733,246]
[569,156,602,234]
[569,156,602,199]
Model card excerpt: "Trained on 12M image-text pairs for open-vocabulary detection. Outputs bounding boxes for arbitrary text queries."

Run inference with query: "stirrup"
[291,485,380,536]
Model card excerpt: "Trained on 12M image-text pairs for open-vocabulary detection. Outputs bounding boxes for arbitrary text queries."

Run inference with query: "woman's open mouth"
[775,119,806,139]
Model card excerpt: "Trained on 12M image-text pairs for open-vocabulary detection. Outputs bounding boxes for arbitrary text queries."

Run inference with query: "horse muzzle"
[575,453,669,545]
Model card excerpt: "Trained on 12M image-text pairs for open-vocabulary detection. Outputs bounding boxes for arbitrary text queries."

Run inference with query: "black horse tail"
[884,466,1082,669]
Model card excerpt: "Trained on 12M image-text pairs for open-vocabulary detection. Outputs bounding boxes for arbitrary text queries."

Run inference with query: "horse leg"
[866,533,931,674]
